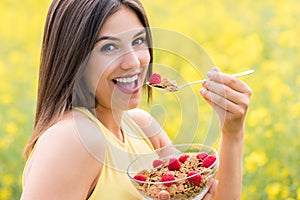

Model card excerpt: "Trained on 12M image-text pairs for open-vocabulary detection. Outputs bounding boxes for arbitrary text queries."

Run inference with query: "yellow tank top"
[75,108,154,200]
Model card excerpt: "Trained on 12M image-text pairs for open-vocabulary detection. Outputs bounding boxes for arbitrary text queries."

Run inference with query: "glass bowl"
[127,144,219,200]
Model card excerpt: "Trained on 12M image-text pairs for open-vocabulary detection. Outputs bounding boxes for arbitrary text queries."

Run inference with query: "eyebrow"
[95,29,146,44]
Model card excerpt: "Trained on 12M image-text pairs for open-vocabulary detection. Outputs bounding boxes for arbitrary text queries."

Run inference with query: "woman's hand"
[200,67,252,138]
[200,67,252,199]
[157,179,218,200]
[202,179,218,200]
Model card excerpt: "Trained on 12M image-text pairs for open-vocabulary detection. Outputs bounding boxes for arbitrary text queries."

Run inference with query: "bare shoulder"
[128,108,171,149]
[21,110,104,199]
[127,108,152,127]
[37,110,106,163]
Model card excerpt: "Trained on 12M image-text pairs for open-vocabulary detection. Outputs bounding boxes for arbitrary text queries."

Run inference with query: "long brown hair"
[24,0,153,159]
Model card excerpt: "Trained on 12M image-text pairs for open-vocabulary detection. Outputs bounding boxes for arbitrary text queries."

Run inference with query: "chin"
[111,94,141,111]
[127,102,139,110]
[127,96,141,110]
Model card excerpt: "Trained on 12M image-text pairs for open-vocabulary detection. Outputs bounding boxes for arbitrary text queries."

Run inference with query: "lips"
[113,74,140,94]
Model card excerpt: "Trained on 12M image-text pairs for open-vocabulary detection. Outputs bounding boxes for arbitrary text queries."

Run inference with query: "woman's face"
[84,6,150,111]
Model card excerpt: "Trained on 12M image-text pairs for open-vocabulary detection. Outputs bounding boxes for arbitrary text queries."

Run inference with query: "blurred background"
[0,0,299,199]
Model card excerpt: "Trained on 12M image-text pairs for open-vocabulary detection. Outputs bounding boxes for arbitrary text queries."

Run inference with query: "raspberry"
[161,173,175,186]
[168,158,181,171]
[152,159,164,168]
[202,155,217,168]
[149,73,161,85]
[196,152,208,160]
[187,171,202,185]
[179,154,190,163]
[134,174,147,185]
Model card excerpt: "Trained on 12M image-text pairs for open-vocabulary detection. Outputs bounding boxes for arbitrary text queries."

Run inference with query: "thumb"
[158,190,170,200]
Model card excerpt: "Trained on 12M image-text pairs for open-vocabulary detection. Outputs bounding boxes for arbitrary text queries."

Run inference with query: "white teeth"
[115,75,138,83]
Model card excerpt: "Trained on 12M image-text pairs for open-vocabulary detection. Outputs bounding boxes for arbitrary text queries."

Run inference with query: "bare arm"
[21,114,103,200]
[200,67,252,199]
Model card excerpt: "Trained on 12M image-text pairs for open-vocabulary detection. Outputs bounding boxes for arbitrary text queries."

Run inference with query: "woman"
[21,0,252,199]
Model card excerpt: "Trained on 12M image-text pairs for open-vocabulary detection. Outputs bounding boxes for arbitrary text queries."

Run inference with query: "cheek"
[137,49,151,77]
[140,49,151,65]
[84,53,111,92]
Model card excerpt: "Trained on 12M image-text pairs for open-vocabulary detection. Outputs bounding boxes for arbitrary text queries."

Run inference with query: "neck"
[95,106,124,142]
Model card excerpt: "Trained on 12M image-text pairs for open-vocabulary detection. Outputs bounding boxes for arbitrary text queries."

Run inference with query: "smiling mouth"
[113,74,140,94]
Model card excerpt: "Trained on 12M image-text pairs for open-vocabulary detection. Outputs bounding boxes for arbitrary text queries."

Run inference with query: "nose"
[120,50,141,70]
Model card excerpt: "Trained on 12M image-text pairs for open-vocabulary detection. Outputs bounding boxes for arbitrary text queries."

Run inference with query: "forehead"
[98,6,144,37]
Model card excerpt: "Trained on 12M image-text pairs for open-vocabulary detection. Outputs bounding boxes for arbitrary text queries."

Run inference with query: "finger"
[200,91,228,124]
[158,190,170,200]
[202,80,242,105]
[200,87,237,113]
[207,70,251,94]
[202,179,219,200]
[201,87,250,119]
[203,80,251,109]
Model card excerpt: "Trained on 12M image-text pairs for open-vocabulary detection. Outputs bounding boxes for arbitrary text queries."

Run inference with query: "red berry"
[187,171,202,185]
[196,152,208,160]
[168,158,181,171]
[149,73,161,85]
[161,173,175,186]
[152,159,164,168]
[134,174,147,185]
[179,154,190,163]
[202,155,217,168]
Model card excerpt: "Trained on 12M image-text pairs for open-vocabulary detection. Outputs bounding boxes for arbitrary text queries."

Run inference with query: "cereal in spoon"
[148,73,179,91]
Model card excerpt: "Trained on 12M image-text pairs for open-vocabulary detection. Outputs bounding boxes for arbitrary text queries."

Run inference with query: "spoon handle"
[231,69,255,77]
[180,69,254,89]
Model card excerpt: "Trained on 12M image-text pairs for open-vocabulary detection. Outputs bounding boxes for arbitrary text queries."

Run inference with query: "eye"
[132,37,146,47]
[100,43,117,52]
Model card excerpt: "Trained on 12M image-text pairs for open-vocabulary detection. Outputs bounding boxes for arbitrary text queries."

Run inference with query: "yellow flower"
[247,107,271,127]
[0,136,12,150]
[280,185,290,199]
[292,102,300,119]
[266,182,281,199]
[297,187,300,200]
[245,151,268,173]
[264,130,273,138]
[5,122,18,135]
[3,174,14,186]
[0,93,12,105]
[0,187,12,200]
[278,29,299,48]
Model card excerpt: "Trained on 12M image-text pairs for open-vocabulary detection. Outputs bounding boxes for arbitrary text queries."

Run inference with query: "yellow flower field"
[0,0,299,199]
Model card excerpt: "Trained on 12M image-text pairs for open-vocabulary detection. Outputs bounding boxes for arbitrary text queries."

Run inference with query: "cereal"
[148,72,179,91]
[133,154,216,199]
[159,78,178,91]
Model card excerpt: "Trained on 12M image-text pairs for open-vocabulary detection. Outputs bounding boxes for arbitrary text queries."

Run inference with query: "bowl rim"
[127,143,219,185]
